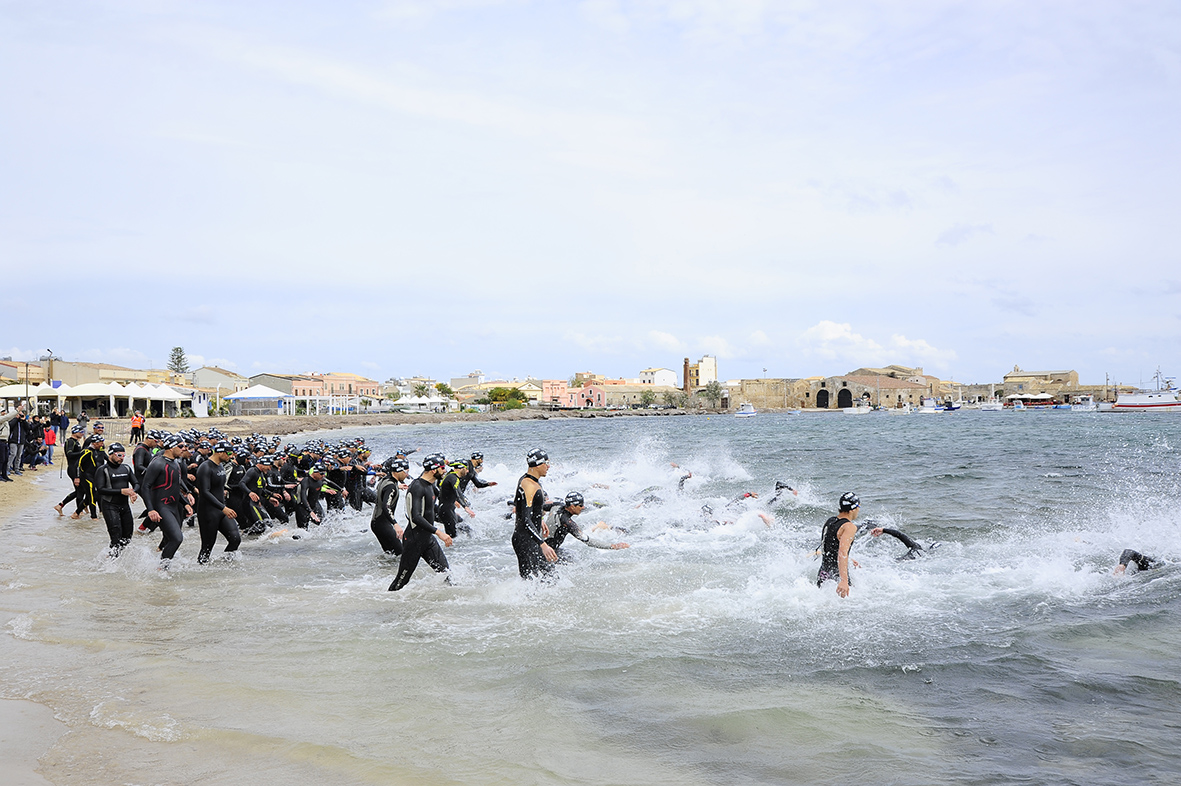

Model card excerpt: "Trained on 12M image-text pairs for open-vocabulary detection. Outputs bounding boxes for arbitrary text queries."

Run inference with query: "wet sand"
[0,699,67,786]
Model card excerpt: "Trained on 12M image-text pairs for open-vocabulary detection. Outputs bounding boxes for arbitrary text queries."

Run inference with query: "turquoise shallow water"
[2,411,1179,785]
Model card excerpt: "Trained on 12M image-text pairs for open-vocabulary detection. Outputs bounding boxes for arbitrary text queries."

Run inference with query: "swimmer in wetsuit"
[1114,549,1164,575]
[388,453,453,591]
[512,448,558,579]
[141,437,195,566]
[437,460,475,538]
[194,441,242,564]
[542,491,629,571]
[459,452,497,496]
[816,492,862,598]
[371,456,410,555]
[92,442,139,556]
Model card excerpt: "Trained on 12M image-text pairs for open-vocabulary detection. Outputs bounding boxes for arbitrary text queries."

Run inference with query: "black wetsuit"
[326,466,348,511]
[370,476,403,555]
[1118,549,1163,572]
[816,515,852,587]
[345,460,368,511]
[436,470,466,538]
[264,465,290,524]
[141,454,189,561]
[58,437,84,509]
[93,458,139,555]
[458,461,494,495]
[512,473,550,578]
[544,508,615,567]
[76,445,104,518]
[194,459,242,563]
[388,476,449,590]
[239,465,271,533]
[876,527,925,560]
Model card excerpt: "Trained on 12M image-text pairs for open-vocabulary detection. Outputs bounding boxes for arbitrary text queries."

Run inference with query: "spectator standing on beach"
[0,407,17,482]
[7,407,28,476]
[129,411,145,444]
[42,418,56,464]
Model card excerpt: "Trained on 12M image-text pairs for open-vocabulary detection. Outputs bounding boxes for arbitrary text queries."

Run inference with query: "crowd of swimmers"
[16,410,1165,594]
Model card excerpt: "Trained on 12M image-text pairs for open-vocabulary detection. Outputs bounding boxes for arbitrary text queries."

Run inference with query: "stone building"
[1002,366,1080,397]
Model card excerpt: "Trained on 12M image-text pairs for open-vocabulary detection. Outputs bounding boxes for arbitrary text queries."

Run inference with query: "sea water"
[1,412,1179,785]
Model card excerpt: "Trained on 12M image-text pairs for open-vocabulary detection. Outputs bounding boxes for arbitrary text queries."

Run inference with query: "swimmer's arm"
[837,521,856,598]
[872,527,922,552]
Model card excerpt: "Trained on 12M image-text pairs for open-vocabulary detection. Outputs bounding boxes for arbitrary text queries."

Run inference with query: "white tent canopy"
[225,384,293,400]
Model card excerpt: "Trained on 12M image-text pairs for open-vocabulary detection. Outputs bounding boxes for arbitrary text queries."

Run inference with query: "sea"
[2,411,1179,786]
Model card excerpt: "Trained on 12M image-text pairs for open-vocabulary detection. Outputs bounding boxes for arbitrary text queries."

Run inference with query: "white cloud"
[795,321,956,371]
[565,332,628,355]
[647,330,685,352]
[698,334,738,359]
[748,330,770,346]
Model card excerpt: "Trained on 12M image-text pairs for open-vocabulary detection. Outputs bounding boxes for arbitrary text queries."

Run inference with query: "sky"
[2,0,1179,387]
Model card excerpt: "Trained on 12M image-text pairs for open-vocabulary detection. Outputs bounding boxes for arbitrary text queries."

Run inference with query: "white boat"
[1111,370,1181,412]
[980,399,1004,412]
[842,404,871,415]
[918,397,942,414]
[1071,395,1097,412]
[734,402,757,418]
[888,403,912,415]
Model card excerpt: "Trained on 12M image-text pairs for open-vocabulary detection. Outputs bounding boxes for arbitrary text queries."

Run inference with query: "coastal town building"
[450,371,486,391]
[191,366,249,392]
[1002,366,1080,397]
[638,367,678,387]
[249,373,299,395]
[682,356,717,391]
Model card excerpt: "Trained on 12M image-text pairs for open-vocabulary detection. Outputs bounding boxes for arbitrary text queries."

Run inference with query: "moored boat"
[1110,370,1181,412]
[735,402,757,418]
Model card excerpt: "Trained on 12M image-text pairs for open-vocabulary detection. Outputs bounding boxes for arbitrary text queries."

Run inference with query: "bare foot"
[69,512,81,520]
[54,504,64,516]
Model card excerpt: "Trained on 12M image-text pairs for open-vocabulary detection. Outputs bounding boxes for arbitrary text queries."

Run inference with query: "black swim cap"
[422,453,445,471]
[564,491,584,507]
[839,492,860,512]
[526,447,549,467]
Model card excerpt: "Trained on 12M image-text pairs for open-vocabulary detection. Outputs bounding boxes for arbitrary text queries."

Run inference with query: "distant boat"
[918,397,942,414]
[735,402,757,418]
[842,402,872,415]
[980,399,1004,412]
[1111,369,1181,412]
[889,403,912,415]
[1071,395,1098,412]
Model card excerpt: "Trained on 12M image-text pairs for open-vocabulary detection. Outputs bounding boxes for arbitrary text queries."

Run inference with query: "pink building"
[541,380,568,405]
[565,385,605,408]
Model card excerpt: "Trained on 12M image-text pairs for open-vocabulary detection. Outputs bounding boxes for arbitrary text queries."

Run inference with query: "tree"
[360,397,372,413]
[640,389,657,408]
[488,387,527,403]
[385,390,401,402]
[435,383,455,398]
[662,390,687,408]
[167,346,189,374]
[413,383,430,398]
[699,380,724,408]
